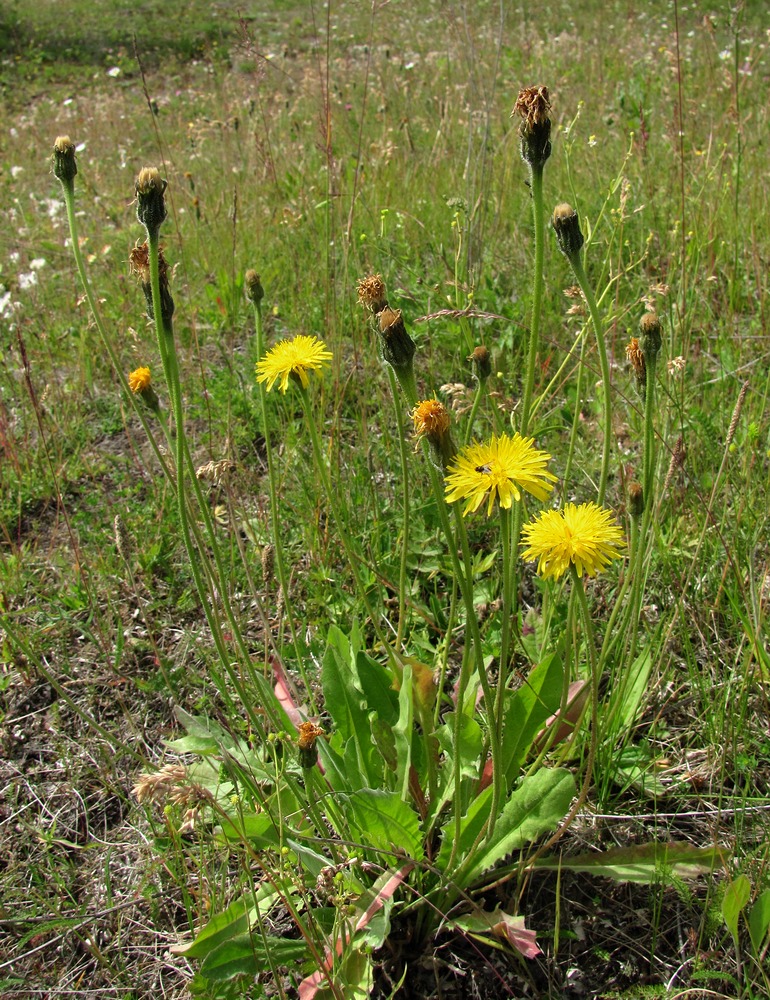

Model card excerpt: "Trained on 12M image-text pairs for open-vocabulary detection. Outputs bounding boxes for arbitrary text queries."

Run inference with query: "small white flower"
[10,166,24,179]
[30,257,47,270]
[107,66,121,78]
[18,271,38,290]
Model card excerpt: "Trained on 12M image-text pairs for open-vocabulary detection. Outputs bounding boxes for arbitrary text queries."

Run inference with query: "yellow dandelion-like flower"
[128,366,152,394]
[444,433,556,517]
[256,335,332,393]
[520,502,625,580]
[412,398,450,442]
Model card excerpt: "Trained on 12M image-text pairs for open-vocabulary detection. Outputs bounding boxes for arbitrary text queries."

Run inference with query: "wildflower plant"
[51,78,724,996]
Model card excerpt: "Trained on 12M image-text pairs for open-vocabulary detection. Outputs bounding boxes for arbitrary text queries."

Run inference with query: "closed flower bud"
[552,203,584,259]
[135,167,167,237]
[245,269,264,305]
[628,481,644,519]
[128,366,160,413]
[468,345,492,381]
[378,307,416,372]
[52,135,77,184]
[639,312,662,361]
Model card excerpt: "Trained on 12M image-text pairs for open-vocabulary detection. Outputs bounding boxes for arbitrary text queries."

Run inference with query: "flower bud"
[377,306,417,385]
[639,312,662,361]
[244,269,264,305]
[135,167,167,237]
[468,345,492,381]
[52,135,77,185]
[627,481,644,520]
[552,203,584,259]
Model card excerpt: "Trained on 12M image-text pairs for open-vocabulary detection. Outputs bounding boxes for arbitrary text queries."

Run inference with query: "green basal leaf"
[748,889,770,953]
[200,932,308,981]
[502,651,563,783]
[322,626,381,788]
[722,874,751,941]
[172,884,283,960]
[448,768,575,884]
[393,661,414,801]
[345,788,423,862]
[533,842,726,883]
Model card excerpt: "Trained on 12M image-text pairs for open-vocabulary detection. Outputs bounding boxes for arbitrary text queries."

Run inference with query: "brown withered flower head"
[513,85,552,170]
[129,240,175,324]
[357,273,388,314]
[626,336,646,395]
[468,345,492,381]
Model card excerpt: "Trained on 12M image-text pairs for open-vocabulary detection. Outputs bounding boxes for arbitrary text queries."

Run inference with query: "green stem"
[252,301,313,705]
[519,164,545,437]
[494,506,514,750]
[569,564,599,800]
[568,253,613,506]
[387,368,411,652]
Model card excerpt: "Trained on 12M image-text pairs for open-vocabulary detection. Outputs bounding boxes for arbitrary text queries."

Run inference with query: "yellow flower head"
[444,433,556,517]
[521,502,625,579]
[256,335,332,393]
[412,398,450,443]
[128,366,152,394]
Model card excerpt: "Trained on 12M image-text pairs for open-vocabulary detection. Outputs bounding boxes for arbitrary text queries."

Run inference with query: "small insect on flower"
[475,464,493,474]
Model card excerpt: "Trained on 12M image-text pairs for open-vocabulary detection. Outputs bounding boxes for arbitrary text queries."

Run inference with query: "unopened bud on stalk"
[135,167,167,236]
[468,345,492,381]
[52,135,77,184]
[628,481,644,520]
[552,203,584,258]
[377,306,417,400]
[639,312,662,361]
[513,86,552,171]
[244,269,264,305]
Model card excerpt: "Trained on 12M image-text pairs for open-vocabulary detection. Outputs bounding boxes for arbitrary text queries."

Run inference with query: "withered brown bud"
[378,306,416,371]
[513,86,552,170]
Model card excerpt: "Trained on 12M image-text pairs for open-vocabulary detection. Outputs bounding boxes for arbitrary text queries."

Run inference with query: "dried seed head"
[245,269,264,305]
[513,86,552,170]
[357,273,388,314]
[297,721,324,769]
[129,241,174,325]
[135,167,167,236]
[625,337,647,396]
[639,312,662,361]
[52,135,77,184]
[552,203,584,258]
